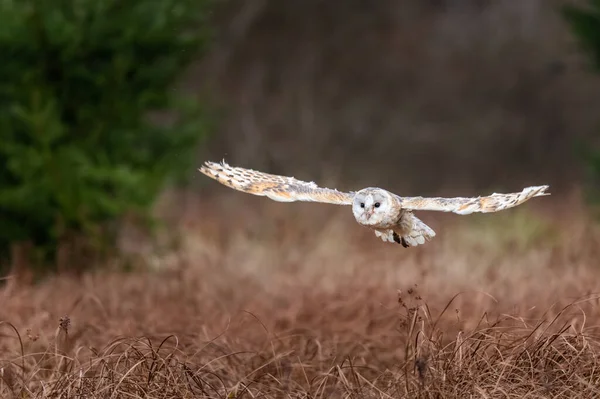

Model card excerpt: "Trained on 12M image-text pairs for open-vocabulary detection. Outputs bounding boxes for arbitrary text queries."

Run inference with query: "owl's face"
[352,188,396,227]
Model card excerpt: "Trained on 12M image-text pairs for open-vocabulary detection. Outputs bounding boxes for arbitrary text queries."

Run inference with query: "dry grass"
[1,190,600,398]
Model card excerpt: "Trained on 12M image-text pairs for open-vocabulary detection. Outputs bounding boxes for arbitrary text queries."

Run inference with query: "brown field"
[2,189,600,398]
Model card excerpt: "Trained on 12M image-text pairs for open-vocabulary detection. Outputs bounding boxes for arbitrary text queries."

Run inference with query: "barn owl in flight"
[199,161,550,247]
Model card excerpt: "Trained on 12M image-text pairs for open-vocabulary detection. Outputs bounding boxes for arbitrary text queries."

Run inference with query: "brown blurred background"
[190,0,600,196]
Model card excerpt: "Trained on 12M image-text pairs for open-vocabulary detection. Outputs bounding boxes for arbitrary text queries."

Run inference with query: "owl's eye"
[374,202,381,208]
[360,202,365,208]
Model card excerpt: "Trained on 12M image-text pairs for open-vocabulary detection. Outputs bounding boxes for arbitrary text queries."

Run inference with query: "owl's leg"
[374,229,410,247]
[392,231,409,247]
[393,212,436,247]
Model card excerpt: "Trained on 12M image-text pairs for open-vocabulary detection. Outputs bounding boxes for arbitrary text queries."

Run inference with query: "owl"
[198,161,550,247]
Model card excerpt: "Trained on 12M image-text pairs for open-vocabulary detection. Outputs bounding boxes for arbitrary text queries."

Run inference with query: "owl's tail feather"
[373,214,436,247]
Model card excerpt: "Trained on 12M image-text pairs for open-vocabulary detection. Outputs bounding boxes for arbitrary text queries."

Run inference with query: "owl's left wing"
[398,185,549,215]
[199,161,354,205]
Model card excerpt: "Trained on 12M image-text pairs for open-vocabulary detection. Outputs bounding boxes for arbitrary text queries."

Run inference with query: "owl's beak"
[365,210,373,219]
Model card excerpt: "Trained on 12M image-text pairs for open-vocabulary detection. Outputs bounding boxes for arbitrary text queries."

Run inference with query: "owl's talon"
[393,232,410,247]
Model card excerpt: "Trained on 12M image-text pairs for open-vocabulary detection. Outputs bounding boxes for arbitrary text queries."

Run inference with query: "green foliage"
[0,0,215,271]
[563,0,600,69]
[563,0,600,203]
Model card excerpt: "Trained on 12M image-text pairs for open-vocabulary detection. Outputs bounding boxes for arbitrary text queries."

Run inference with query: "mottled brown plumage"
[199,161,353,205]
[199,160,550,247]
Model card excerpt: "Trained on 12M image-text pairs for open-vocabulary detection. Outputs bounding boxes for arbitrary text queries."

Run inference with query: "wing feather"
[399,185,550,215]
[198,160,354,205]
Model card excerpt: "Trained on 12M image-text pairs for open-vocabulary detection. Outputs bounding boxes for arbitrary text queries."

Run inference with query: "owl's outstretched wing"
[398,185,549,215]
[199,161,354,205]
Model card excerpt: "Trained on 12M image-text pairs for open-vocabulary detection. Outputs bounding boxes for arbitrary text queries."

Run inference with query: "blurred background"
[1,0,599,276]
[198,0,599,194]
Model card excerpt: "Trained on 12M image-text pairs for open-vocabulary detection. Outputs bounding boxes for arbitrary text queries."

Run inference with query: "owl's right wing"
[199,161,354,205]
[398,185,549,215]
